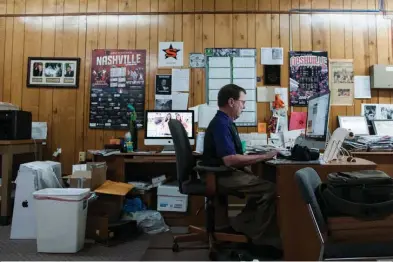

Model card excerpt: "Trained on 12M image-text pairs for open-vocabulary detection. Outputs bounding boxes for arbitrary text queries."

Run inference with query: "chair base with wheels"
[168,119,249,260]
[172,192,248,260]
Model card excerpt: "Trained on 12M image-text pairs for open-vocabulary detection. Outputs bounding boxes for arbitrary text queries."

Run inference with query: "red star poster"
[89,49,146,129]
[158,42,184,67]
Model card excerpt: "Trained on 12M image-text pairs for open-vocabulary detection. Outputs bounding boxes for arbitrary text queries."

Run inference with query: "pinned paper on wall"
[257,87,275,102]
[289,112,307,130]
[158,42,184,67]
[354,76,371,99]
[172,92,189,110]
[261,47,284,65]
[172,69,190,92]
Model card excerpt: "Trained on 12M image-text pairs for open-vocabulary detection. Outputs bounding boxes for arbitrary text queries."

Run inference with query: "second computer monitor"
[144,110,195,146]
[305,92,330,141]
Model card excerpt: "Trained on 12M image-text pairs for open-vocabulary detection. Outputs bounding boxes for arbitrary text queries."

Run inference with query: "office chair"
[168,119,248,260]
[295,167,393,261]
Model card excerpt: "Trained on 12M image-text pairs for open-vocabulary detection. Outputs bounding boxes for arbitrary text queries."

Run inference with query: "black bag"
[290,144,320,161]
[316,170,393,219]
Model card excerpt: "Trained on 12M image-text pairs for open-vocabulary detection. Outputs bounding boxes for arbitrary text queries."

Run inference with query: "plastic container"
[33,188,90,253]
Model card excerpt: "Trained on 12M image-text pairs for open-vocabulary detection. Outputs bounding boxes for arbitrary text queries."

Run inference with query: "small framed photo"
[27,57,81,88]
[372,120,393,136]
[338,116,369,136]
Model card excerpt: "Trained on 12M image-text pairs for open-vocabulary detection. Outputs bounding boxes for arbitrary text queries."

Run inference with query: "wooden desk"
[352,152,393,176]
[0,139,45,224]
[93,152,205,227]
[264,157,377,261]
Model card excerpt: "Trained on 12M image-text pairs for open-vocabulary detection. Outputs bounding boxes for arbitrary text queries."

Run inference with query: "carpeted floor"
[0,225,150,261]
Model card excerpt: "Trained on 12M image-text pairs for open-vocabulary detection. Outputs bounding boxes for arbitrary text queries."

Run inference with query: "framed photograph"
[338,116,370,136]
[27,57,81,88]
[155,74,172,95]
[372,120,393,136]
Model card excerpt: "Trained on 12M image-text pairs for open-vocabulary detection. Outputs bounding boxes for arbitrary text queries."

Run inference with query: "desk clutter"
[343,135,393,152]
[8,159,184,254]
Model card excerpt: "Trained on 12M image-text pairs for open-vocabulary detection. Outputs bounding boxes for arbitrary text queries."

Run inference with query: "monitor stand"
[161,145,176,154]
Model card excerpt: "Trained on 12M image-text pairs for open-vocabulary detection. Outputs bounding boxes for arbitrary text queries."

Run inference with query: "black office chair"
[168,119,248,260]
[295,167,393,261]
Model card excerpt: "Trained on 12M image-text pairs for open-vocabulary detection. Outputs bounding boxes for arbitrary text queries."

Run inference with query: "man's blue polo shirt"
[202,111,242,166]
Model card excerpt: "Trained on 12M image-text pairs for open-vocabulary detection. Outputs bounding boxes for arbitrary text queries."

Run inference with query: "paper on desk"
[257,86,275,102]
[268,133,284,148]
[261,47,284,65]
[172,69,190,92]
[172,92,189,110]
[354,76,371,99]
[283,129,305,148]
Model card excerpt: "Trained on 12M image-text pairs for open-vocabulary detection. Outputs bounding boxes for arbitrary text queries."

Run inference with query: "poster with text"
[89,49,146,129]
[289,51,329,106]
[329,59,354,106]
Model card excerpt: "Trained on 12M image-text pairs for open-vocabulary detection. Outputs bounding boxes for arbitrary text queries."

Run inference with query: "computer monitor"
[305,92,330,141]
[144,110,195,151]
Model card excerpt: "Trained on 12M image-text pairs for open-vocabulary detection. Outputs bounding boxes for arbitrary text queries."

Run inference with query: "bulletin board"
[205,48,257,127]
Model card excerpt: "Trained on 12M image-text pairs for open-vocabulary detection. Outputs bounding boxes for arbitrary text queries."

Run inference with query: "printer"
[0,110,32,140]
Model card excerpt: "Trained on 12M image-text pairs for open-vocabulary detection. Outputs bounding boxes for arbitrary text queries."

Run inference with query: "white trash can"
[33,188,90,253]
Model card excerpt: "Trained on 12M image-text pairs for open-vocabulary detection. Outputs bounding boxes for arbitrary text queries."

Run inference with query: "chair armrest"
[194,161,232,173]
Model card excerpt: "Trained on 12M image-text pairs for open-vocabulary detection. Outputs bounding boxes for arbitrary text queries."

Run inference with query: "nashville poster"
[89,49,146,129]
[289,51,329,106]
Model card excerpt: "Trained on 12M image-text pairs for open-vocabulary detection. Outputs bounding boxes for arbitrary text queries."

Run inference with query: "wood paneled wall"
[0,0,392,174]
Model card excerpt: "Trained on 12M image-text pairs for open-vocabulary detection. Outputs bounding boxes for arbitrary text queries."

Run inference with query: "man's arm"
[222,150,278,168]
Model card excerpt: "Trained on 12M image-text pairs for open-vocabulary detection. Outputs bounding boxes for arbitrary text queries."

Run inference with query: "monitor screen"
[306,92,330,140]
[145,110,194,139]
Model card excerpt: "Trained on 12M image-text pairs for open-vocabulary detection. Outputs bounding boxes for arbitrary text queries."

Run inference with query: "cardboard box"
[65,162,107,190]
[88,181,134,223]
[157,183,188,212]
[86,215,138,245]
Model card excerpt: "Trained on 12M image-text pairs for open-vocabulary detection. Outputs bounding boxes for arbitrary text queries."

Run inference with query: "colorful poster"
[329,59,354,106]
[89,49,146,129]
[289,51,329,106]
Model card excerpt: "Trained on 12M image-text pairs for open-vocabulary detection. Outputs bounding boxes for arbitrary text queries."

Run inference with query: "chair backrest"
[168,119,195,193]
[295,167,327,234]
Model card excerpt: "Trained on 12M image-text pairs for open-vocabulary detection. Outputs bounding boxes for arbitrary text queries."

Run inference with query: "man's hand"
[261,150,279,160]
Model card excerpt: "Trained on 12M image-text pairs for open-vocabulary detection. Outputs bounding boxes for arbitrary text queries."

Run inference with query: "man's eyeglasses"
[237,100,246,106]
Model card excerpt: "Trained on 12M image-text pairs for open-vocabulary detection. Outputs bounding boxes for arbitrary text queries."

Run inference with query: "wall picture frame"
[27,57,81,88]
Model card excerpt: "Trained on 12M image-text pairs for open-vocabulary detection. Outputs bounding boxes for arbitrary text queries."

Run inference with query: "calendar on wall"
[289,51,329,106]
[205,48,257,127]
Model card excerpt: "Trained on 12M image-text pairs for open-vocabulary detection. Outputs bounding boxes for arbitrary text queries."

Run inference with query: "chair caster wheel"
[172,242,179,252]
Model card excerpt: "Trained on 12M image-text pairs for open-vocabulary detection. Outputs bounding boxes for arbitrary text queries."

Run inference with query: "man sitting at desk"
[202,84,281,250]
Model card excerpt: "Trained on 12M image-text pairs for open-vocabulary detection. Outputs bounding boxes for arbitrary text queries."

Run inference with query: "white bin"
[33,188,90,253]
